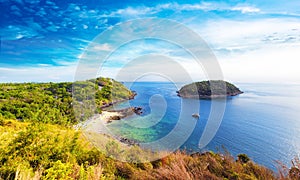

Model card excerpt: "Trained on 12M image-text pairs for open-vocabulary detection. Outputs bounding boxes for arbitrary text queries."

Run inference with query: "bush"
[289,167,300,179]
[237,153,250,164]
[0,116,4,126]
[44,160,73,179]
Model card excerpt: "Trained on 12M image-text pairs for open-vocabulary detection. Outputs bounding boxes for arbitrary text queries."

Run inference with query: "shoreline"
[78,106,142,146]
[76,89,141,146]
[99,111,125,123]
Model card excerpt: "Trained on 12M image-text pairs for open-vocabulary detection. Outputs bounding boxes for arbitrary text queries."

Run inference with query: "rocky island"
[177,80,243,99]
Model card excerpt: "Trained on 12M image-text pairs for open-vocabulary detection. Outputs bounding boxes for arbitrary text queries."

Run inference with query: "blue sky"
[1,0,300,82]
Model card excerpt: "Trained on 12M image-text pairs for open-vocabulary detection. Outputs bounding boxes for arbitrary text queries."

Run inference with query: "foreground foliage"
[0,118,299,179]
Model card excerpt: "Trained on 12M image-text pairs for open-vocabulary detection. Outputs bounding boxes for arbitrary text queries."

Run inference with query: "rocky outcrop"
[133,107,143,115]
[106,106,143,121]
[119,137,139,146]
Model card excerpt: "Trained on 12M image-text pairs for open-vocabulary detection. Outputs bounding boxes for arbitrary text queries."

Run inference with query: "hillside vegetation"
[0,77,134,125]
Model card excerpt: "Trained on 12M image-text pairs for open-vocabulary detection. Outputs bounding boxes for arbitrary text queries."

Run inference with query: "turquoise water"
[107,82,300,170]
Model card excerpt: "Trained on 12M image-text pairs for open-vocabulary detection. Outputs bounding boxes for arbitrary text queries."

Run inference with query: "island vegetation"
[0,78,299,179]
[177,80,243,99]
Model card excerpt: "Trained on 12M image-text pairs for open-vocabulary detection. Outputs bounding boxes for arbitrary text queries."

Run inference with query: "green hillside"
[0,77,134,125]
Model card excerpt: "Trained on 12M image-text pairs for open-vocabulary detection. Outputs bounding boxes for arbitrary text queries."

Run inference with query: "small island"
[177,80,243,99]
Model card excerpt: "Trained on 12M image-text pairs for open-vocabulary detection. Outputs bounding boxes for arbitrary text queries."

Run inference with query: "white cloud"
[15,34,24,39]
[219,44,300,83]
[0,65,77,83]
[96,40,210,82]
[169,3,211,11]
[231,6,260,13]
[168,2,260,13]
[98,17,300,83]
[0,25,39,40]
[110,7,154,17]
[193,18,300,55]
[83,24,88,29]
[2,2,298,84]
[46,25,59,32]
[92,43,112,51]
[106,2,261,17]
[101,55,203,83]
[187,18,300,83]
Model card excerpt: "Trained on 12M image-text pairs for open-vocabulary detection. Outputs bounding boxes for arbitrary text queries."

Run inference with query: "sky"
[0,0,300,83]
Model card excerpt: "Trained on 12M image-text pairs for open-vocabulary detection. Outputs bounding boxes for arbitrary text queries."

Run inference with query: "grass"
[0,118,300,179]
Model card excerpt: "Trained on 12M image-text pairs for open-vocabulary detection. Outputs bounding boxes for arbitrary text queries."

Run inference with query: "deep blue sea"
[107,82,300,171]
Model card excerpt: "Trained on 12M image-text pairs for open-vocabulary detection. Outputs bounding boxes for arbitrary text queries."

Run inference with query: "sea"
[106,82,300,171]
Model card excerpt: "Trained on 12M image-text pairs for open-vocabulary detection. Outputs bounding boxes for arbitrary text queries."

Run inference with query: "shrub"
[43,160,73,179]
[237,153,250,164]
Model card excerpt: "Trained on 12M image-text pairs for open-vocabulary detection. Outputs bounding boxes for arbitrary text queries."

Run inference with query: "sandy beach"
[100,111,123,123]
[74,110,123,134]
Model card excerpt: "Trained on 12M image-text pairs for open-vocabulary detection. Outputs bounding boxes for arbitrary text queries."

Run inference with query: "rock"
[110,116,121,120]
[119,137,139,146]
[108,106,143,117]
[129,91,137,100]
[133,107,143,115]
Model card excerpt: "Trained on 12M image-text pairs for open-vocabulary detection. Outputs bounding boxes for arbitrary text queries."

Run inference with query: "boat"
[192,113,200,119]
